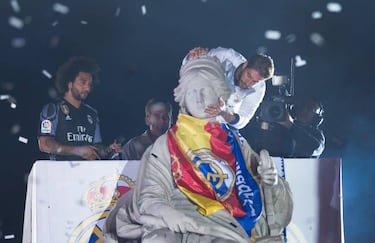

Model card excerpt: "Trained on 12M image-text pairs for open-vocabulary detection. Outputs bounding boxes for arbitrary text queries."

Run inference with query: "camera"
[258,75,294,122]
[259,96,294,122]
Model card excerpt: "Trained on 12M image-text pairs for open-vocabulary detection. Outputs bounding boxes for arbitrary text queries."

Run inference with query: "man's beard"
[72,87,88,101]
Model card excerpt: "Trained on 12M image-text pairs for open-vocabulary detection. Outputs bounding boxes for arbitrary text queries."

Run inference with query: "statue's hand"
[258,149,278,186]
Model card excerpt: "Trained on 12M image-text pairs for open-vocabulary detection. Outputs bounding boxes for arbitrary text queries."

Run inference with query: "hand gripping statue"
[103,56,293,243]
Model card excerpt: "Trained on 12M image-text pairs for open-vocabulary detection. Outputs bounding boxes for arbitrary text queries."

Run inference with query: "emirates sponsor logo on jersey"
[67,126,93,142]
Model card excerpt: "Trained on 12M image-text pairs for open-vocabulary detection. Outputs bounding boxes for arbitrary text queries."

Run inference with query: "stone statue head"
[174,57,231,120]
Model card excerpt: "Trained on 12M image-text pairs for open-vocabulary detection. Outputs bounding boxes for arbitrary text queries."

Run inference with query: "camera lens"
[260,100,286,122]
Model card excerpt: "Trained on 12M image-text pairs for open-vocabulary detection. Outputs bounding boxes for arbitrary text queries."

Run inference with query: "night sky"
[1,0,374,242]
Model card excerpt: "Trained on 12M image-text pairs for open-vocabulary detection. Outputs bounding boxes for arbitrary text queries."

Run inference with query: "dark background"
[0,0,374,242]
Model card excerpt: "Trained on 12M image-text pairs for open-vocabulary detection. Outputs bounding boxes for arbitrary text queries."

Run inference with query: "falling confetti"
[10,0,21,13]
[295,55,307,67]
[310,32,325,46]
[4,234,15,240]
[141,5,147,15]
[80,20,88,25]
[18,136,28,144]
[51,20,59,26]
[1,94,17,109]
[327,2,342,13]
[42,70,52,79]
[311,11,323,19]
[285,34,297,43]
[0,94,10,100]
[0,94,18,109]
[265,30,281,40]
[8,16,24,29]
[53,3,70,14]
[115,7,121,17]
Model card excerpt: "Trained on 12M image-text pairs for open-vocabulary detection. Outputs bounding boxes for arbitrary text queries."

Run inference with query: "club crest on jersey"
[87,114,93,124]
[61,104,72,120]
[41,120,52,133]
[61,104,70,115]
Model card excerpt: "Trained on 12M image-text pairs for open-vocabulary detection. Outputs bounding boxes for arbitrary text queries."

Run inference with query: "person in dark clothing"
[38,56,121,160]
[120,98,172,160]
[248,96,325,158]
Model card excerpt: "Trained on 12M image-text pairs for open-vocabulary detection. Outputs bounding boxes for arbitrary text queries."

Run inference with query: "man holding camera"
[250,96,325,158]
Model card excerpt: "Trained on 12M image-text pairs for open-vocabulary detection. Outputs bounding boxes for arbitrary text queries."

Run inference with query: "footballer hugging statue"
[103,56,293,243]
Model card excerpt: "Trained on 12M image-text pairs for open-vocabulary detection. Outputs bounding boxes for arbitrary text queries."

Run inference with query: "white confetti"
[0,94,10,100]
[141,5,147,15]
[310,32,325,46]
[53,3,70,15]
[311,11,323,19]
[327,2,342,13]
[115,7,121,16]
[10,0,21,13]
[2,95,17,108]
[18,136,28,144]
[285,34,297,43]
[265,30,281,40]
[10,124,21,134]
[42,70,52,79]
[4,234,15,240]
[80,20,88,25]
[8,16,24,29]
[295,55,307,67]
[52,20,59,26]
[11,37,26,48]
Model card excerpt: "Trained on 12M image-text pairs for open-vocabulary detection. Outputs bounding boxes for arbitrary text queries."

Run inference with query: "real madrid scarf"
[167,113,262,237]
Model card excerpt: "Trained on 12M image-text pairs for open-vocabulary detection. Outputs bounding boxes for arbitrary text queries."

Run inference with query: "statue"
[103,56,293,243]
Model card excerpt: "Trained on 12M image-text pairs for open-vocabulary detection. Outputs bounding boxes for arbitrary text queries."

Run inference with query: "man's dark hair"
[55,56,100,95]
[247,54,274,80]
[145,99,172,116]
